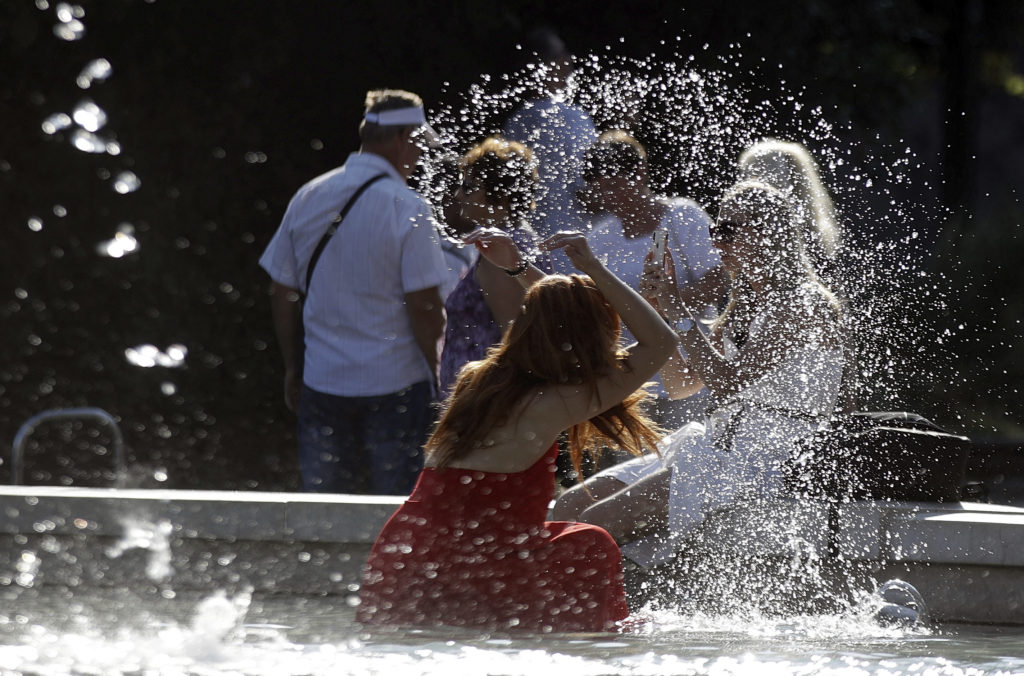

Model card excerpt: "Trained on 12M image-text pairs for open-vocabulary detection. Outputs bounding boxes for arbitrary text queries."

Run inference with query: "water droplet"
[76,58,112,89]
[41,112,72,134]
[72,99,107,132]
[96,223,139,258]
[53,19,85,41]
[70,129,107,154]
[112,170,141,194]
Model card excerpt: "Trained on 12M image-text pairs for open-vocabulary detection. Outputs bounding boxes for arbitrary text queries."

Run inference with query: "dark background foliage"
[1,0,1022,490]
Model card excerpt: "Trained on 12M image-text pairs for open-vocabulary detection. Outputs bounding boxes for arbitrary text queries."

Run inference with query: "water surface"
[1,587,1021,675]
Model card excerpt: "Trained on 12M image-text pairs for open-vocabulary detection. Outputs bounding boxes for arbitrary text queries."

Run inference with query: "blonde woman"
[738,139,841,282]
[552,182,844,567]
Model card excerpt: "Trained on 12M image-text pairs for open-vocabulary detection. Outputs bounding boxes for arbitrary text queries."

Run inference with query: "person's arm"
[269,281,303,412]
[475,258,528,328]
[657,349,707,401]
[676,295,835,397]
[678,264,728,311]
[405,286,445,391]
[640,249,826,397]
[541,231,676,424]
[463,227,547,288]
[638,250,708,400]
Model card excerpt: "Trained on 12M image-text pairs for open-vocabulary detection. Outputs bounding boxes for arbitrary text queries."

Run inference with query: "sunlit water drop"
[124,343,188,368]
[76,58,112,89]
[53,2,86,42]
[53,18,84,41]
[71,128,113,154]
[71,99,107,132]
[112,170,141,194]
[96,222,139,258]
[41,112,72,134]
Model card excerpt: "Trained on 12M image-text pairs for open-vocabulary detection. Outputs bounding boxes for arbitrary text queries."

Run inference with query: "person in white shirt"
[259,89,449,494]
[582,130,728,428]
[503,28,598,273]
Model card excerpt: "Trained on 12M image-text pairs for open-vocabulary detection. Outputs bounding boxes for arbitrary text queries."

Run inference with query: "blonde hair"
[461,136,538,222]
[712,180,838,333]
[426,274,661,477]
[738,139,840,270]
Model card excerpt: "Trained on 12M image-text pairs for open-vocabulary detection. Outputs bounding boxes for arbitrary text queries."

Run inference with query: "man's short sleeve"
[259,200,302,289]
[399,195,450,294]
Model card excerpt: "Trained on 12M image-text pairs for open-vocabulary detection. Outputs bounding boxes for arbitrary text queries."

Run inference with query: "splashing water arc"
[425,51,954,416]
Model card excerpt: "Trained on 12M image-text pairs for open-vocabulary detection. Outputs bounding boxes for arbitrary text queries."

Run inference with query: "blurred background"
[1,0,1022,490]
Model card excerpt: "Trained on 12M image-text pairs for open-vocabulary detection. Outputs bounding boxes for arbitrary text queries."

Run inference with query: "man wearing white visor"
[260,89,449,494]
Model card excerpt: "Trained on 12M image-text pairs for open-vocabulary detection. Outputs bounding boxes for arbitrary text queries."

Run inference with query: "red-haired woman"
[357,230,675,632]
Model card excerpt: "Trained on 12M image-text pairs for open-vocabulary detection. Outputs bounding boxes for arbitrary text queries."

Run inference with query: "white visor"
[364,105,440,148]
[364,106,427,127]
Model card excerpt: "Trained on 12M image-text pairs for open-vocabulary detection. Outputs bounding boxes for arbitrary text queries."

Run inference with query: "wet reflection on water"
[0,586,1022,675]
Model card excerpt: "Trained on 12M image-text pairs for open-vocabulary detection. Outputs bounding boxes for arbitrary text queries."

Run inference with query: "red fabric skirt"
[357,445,629,632]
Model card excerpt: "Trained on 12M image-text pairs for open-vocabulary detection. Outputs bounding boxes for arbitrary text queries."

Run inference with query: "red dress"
[357,445,630,632]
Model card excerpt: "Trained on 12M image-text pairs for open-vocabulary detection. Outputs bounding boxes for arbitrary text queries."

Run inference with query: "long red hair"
[426,274,661,477]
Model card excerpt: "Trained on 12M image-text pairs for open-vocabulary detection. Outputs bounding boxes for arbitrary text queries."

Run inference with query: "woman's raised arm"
[541,231,676,422]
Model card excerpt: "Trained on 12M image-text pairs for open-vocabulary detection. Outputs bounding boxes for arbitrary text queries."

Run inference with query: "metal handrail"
[10,407,125,485]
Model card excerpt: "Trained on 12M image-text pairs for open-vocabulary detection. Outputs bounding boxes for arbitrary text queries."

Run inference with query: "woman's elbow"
[664,380,702,400]
[654,327,677,361]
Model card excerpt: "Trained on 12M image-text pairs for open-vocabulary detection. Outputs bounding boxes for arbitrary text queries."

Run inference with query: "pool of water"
[1,586,1022,675]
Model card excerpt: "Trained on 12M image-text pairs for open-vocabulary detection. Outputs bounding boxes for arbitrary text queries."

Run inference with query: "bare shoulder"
[524,380,605,432]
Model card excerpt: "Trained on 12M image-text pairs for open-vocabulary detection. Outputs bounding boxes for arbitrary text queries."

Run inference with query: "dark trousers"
[296,381,433,494]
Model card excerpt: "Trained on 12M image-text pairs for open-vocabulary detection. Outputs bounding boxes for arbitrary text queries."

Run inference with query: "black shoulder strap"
[303,173,388,296]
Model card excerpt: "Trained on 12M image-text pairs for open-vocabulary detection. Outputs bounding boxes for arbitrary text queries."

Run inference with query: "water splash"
[105,518,173,581]
[184,589,254,658]
[424,51,953,412]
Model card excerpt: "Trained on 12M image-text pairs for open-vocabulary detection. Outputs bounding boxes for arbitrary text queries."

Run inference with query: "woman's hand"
[542,231,601,275]
[639,248,683,318]
[463,227,525,271]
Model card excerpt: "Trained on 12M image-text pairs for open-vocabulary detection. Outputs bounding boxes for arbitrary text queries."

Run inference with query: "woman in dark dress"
[439,136,552,393]
[358,230,675,632]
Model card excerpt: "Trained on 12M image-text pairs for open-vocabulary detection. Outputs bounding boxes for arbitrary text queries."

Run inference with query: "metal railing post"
[10,407,125,485]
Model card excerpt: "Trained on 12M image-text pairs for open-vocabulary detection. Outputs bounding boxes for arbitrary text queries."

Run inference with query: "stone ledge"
[0,487,403,544]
